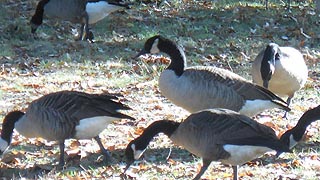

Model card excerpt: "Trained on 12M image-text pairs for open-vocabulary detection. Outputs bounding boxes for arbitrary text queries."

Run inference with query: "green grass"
[0,0,320,179]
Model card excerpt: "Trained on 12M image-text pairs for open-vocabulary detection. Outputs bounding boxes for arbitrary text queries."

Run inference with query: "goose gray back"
[135,35,290,117]
[30,0,87,32]
[252,43,308,107]
[125,109,291,180]
[0,90,134,167]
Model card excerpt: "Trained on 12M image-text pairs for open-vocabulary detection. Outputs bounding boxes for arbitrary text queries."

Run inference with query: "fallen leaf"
[291,159,302,167]
[65,148,80,157]
[69,140,81,150]
[310,155,318,160]
[134,127,145,135]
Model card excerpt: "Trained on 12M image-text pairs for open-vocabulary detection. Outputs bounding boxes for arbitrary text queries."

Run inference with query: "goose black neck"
[1,111,25,143]
[158,38,187,76]
[260,44,277,85]
[133,120,180,150]
[30,0,50,26]
[290,106,320,141]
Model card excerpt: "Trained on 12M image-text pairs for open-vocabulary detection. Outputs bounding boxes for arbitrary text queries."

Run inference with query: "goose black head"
[124,139,147,173]
[260,43,280,88]
[134,35,162,58]
[279,130,295,149]
[0,111,25,155]
[277,105,320,156]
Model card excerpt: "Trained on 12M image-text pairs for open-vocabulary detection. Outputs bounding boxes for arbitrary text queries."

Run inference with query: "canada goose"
[0,90,134,167]
[124,109,291,180]
[278,105,320,153]
[251,43,308,110]
[30,0,128,42]
[134,35,290,117]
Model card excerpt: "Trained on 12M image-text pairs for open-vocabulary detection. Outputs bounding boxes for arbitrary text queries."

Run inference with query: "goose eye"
[275,53,280,60]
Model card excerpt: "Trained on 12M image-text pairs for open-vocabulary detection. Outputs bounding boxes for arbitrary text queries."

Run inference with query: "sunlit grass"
[0,0,319,179]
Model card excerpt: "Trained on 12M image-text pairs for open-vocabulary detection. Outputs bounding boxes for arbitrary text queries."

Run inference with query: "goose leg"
[265,0,268,9]
[232,165,239,180]
[58,141,65,167]
[286,0,291,11]
[192,159,211,180]
[94,136,112,161]
[82,12,93,42]
[283,95,293,118]
[77,23,84,41]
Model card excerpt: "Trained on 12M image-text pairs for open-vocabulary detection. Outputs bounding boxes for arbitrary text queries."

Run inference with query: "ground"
[0,0,320,179]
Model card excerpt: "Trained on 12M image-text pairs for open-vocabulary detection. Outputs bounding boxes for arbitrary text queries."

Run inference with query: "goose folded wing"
[179,109,283,150]
[192,66,285,101]
[32,91,133,121]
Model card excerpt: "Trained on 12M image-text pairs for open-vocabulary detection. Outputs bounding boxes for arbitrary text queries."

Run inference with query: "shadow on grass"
[2,141,319,178]
[0,146,192,179]
[0,145,125,178]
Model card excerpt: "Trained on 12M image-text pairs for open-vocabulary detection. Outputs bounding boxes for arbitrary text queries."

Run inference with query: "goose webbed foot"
[58,142,66,169]
[192,159,211,180]
[77,30,94,43]
[282,111,289,119]
[31,32,39,40]
[94,136,112,162]
[86,31,94,43]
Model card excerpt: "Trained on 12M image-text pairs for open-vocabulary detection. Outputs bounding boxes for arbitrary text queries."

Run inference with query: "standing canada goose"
[278,105,320,153]
[124,109,291,180]
[0,90,134,167]
[134,35,290,117]
[30,0,129,42]
[251,43,308,111]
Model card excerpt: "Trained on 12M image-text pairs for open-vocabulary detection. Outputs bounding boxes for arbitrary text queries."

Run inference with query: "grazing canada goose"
[124,109,291,180]
[30,0,128,42]
[134,35,290,117]
[251,43,308,110]
[278,105,320,153]
[0,90,134,167]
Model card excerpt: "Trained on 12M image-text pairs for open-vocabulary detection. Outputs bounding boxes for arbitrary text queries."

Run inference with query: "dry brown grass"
[0,0,320,179]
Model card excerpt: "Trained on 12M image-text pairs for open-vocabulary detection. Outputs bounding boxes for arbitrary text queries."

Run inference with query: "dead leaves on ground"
[0,0,320,179]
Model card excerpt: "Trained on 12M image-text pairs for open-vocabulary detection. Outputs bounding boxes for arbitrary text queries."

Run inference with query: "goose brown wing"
[187,66,289,109]
[173,109,288,158]
[28,91,133,124]
[25,91,133,140]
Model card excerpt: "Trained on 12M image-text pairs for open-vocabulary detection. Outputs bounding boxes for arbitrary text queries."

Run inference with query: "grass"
[0,0,320,179]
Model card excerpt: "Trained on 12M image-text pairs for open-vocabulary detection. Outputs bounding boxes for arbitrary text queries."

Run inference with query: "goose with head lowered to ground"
[124,109,291,180]
[134,35,290,117]
[30,0,129,42]
[0,90,134,167]
[277,105,320,154]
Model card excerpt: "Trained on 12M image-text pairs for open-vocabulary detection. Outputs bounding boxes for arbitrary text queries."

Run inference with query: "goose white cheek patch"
[150,39,160,54]
[289,134,298,149]
[131,144,146,160]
